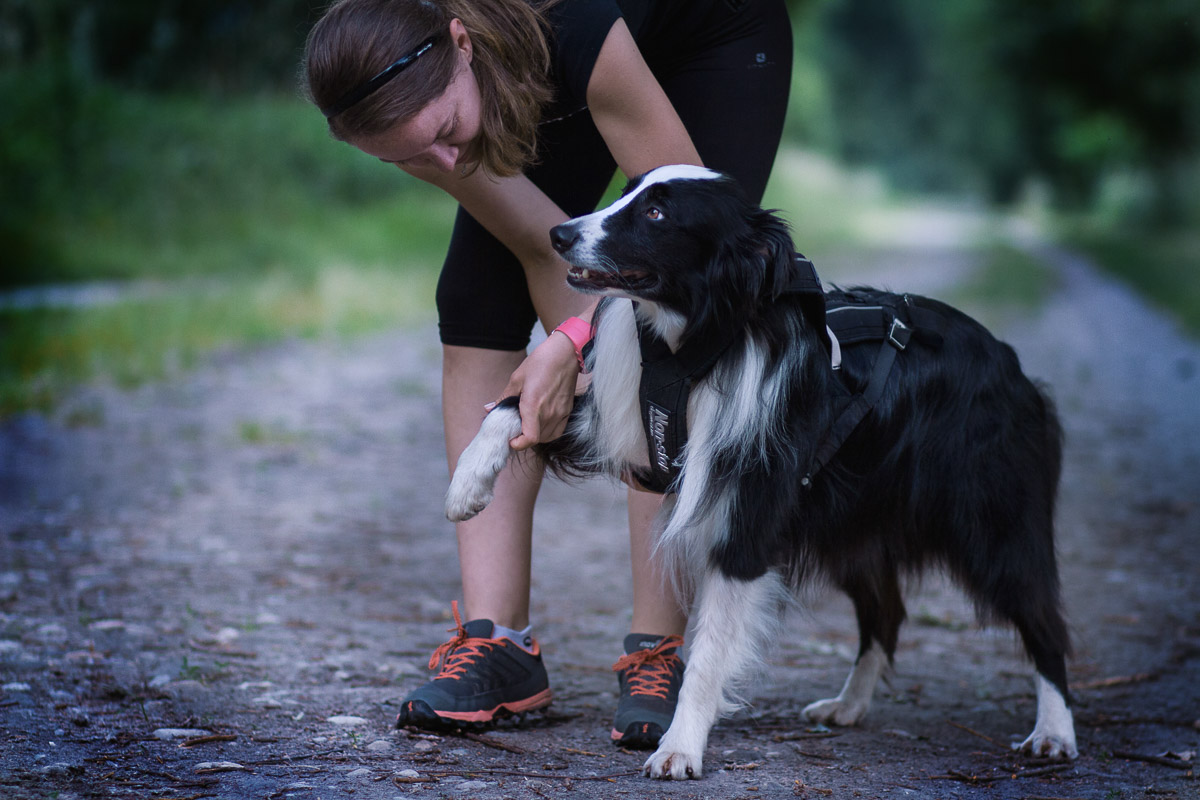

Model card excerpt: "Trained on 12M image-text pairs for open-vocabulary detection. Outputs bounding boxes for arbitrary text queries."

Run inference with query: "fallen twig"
[417,767,640,781]
[462,731,528,754]
[947,720,999,745]
[244,748,339,766]
[561,746,605,757]
[180,734,237,748]
[1073,672,1157,691]
[772,730,841,742]
[1110,750,1194,771]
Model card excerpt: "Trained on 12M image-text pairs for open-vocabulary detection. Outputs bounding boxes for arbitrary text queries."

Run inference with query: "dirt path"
[1,236,1197,800]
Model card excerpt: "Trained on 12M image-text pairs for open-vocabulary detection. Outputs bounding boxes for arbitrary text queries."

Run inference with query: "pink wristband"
[553,316,593,371]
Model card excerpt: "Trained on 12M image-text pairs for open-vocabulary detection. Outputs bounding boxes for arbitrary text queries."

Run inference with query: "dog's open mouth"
[566,265,653,292]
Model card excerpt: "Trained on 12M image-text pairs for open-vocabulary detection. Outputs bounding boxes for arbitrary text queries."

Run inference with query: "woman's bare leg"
[628,488,687,637]
[443,344,542,630]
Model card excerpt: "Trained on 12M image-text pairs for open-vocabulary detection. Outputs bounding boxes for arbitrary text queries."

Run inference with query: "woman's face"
[349,21,482,175]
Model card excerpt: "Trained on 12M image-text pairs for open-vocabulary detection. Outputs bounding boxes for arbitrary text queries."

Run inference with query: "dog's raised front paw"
[802,697,868,727]
[443,477,493,522]
[1014,729,1078,761]
[643,747,703,780]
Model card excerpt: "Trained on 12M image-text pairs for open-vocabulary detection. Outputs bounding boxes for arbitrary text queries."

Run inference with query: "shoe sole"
[397,688,553,729]
[611,721,664,749]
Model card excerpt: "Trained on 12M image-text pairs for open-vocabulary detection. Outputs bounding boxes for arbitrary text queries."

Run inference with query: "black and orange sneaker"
[396,602,552,730]
[611,633,685,748]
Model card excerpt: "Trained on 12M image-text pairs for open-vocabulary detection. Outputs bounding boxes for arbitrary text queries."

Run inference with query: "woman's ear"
[449,18,472,63]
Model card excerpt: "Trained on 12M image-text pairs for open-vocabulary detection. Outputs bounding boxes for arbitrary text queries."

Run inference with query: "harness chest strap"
[633,254,827,494]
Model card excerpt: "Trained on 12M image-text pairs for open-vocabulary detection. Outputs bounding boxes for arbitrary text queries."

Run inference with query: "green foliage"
[0,76,456,287]
[812,0,1200,220]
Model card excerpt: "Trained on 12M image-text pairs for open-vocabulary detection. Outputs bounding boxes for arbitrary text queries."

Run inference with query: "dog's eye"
[645,207,663,221]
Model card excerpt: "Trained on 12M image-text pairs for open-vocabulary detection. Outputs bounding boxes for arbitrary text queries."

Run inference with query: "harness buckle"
[887,317,912,351]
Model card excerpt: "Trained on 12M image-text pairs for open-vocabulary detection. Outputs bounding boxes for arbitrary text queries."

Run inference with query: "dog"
[444,165,1077,778]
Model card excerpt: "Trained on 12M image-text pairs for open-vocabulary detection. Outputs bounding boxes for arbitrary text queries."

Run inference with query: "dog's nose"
[550,222,579,254]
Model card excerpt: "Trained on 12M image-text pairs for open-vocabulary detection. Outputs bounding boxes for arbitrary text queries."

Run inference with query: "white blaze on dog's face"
[549,165,731,305]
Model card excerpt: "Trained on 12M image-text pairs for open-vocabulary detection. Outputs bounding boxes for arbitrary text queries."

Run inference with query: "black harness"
[630,257,944,494]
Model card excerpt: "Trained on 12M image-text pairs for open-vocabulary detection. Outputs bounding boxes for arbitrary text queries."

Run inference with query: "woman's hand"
[498,331,582,450]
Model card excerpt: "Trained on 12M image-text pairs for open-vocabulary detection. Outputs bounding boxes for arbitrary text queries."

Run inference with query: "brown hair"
[304,0,556,177]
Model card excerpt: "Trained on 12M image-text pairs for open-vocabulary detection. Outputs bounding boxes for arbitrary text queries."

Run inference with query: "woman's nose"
[427,143,459,173]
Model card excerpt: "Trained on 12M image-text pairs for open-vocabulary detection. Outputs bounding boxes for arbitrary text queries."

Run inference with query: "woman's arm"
[586,19,703,176]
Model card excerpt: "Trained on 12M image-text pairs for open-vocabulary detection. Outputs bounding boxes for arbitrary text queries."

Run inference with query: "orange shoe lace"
[428,601,498,680]
[611,635,684,699]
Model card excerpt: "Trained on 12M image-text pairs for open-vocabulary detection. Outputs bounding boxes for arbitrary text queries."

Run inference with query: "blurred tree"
[815,0,1200,220]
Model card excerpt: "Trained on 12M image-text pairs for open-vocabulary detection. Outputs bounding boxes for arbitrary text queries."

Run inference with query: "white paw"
[643,746,704,780]
[1015,729,1078,760]
[803,697,868,727]
[443,474,494,522]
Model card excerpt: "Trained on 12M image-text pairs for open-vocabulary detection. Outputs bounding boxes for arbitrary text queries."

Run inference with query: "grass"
[0,79,453,414]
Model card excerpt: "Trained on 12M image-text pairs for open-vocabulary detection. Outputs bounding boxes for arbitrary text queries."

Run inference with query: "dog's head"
[550,166,810,333]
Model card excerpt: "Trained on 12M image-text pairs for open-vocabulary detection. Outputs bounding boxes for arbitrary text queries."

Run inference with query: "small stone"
[214,627,240,644]
[37,762,80,778]
[397,769,420,778]
[255,697,283,708]
[88,620,126,631]
[333,670,351,681]
[2,682,31,692]
[148,674,172,688]
[346,768,373,779]
[69,708,90,727]
[413,740,437,752]
[195,761,247,773]
[153,728,211,740]
[454,780,489,792]
[365,739,393,752]
[327,715,368,726]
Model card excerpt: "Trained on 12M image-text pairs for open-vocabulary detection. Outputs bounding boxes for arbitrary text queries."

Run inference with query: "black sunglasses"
[321,34,441,119]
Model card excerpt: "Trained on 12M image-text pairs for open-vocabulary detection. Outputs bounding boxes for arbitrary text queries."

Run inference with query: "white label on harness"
[647,403,671,473]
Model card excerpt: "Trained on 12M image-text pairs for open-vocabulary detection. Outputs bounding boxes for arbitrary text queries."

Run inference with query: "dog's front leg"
[444,398,523,522]
[644,570,784,780]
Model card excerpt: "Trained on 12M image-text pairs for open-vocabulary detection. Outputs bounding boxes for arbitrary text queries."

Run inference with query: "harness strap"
[802,295,944,487]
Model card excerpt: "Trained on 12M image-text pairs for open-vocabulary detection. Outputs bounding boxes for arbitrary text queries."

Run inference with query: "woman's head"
[304,0,554,176]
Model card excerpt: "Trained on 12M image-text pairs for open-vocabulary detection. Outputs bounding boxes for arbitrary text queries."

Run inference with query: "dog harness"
[801,293,946,488]
[632,254,827,494]
[631,262,945,494]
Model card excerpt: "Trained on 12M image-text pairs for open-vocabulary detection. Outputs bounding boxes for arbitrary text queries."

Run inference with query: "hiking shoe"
[396,601,552,730]
[611,633,685,748]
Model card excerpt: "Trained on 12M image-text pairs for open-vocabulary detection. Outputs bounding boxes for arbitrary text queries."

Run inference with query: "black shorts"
[436,0,793,350]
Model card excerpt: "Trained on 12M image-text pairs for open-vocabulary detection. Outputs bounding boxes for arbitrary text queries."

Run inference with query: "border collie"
[444,165,1077,779]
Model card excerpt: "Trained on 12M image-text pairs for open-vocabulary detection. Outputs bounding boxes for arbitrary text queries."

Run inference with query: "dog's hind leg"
[963,527,1077,759]
[1005,597,1077,759]
[644,569,786,780]
[444,398,523,522]
[803,568,904,726]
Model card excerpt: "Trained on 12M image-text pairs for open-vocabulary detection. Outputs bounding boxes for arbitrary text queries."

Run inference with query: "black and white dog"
[445,165,1077,778]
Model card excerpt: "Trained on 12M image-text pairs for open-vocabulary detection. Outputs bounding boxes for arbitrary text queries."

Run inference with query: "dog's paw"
[643,747,703,780]
[443,477,494,522]
[802,697,868,727]
[1014,729,1078,761]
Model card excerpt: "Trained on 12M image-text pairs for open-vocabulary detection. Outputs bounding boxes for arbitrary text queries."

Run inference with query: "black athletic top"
[545,0,751,118]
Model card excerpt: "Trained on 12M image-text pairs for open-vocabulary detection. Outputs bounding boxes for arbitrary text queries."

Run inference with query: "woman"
[305,0,791,747]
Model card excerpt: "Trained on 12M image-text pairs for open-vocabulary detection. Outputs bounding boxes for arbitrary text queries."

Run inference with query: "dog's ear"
[749,207,830,349]
[752,207,800,301]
